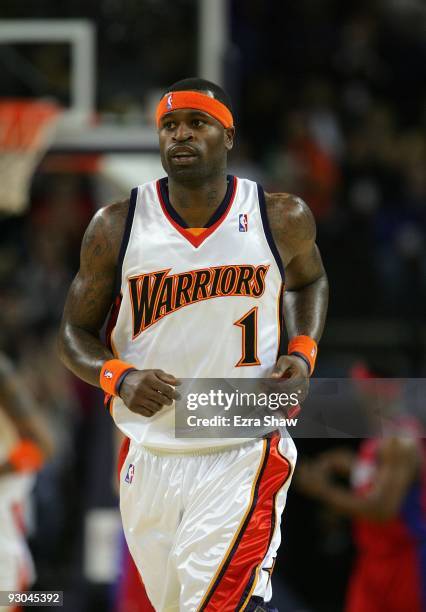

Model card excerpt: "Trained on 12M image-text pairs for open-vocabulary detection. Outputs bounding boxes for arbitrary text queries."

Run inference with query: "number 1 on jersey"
[234,306,261,367]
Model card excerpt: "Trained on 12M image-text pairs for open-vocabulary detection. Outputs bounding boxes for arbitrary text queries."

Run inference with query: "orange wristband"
[100,359,136,396]
[8,440,45,472]
[288,335,318,375]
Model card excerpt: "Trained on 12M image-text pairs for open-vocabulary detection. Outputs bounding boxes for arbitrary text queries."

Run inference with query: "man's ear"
[224,127,235,151]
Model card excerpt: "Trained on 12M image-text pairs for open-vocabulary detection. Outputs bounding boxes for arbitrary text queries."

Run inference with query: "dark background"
[0,1,425,610]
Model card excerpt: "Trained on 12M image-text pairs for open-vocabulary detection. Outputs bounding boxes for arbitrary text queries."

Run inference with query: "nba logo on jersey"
[167,94,173,110]
[239,214,248,232]
[125,464,135,484]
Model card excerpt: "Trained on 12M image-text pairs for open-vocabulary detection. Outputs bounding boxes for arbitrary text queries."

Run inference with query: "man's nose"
[173,123,193,141]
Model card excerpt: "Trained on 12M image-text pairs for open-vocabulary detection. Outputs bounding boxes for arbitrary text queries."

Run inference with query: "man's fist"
[118,369,181,417]
[270,354,310,404]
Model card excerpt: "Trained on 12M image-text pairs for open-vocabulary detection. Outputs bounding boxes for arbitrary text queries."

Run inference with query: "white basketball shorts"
[119,432,297,611]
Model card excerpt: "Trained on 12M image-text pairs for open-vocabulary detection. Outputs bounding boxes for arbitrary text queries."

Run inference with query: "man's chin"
[167,165,207,184]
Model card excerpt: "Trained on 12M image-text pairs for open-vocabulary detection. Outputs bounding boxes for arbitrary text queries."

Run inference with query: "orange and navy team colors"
[119,431,295,610]
[107,175,297,609]
[104,176,285,450]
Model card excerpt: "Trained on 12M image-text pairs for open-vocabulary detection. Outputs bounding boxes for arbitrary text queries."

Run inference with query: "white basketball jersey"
[108,176,284,450]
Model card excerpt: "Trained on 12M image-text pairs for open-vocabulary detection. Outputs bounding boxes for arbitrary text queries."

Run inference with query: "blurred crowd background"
[0,0,425,611]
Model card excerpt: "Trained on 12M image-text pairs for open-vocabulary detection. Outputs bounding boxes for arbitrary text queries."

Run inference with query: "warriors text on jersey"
[107,176,285,450]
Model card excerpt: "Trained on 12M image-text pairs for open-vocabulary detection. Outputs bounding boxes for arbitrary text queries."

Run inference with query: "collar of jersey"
[156,175,237,248]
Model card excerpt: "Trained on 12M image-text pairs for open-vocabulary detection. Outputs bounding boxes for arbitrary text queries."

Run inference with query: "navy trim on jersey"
[205,175,235,227]
[257,184,285,282]
[199,437,272,611]
[277,283,286,359]
[158,177,189,227]
[105,395,113,412]
[113,187,138,297]
[158,175,235,229]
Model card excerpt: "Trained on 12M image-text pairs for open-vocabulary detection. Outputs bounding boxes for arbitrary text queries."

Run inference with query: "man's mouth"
[169,146,198,163]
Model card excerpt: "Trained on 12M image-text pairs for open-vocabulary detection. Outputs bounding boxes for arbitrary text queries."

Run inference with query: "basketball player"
[58,78,328,611]
[0,352,54,610]
[297,365,426,612]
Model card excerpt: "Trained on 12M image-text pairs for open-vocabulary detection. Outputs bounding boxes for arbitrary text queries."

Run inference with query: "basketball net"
[0,99,62,214]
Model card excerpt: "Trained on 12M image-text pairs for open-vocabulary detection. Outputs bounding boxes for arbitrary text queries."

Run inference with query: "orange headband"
[156,91,234,129]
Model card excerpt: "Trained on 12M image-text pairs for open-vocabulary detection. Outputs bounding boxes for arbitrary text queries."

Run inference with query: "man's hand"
[119,369,181,417]
[270,355,310,404]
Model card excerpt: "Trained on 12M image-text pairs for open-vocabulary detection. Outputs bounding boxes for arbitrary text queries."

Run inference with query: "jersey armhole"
[256,183,285,283]
[112,187,138,297]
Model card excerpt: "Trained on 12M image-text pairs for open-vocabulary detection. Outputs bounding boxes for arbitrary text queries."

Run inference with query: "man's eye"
[192,119,204,127]
[163,122,175,129]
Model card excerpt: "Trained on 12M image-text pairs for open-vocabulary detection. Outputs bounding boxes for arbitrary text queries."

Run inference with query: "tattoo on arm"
[58,200,128,387]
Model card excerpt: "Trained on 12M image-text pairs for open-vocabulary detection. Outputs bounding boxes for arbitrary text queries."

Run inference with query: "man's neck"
[168,175,228,227]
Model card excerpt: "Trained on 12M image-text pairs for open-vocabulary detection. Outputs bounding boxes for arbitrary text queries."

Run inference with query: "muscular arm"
[58,200,128,387]
[266,193,328,343]
[58,199,180,417]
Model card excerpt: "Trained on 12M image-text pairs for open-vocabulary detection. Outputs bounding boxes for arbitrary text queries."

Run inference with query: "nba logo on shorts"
[167,94,173,110]
[239,214,248,232]
[125,464,135,484]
